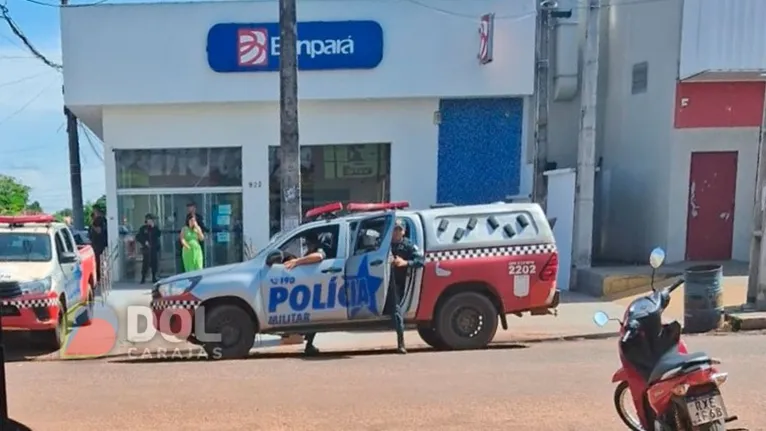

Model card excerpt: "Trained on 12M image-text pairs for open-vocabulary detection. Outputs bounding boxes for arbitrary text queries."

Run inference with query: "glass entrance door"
[117,191,243,282]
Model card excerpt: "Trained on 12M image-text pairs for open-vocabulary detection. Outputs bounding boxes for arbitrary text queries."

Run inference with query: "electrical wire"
[0,70,52,89]
[80,122,104,163]
[0,4,62,70]
[0,78,58,126]
[21,0,109,7]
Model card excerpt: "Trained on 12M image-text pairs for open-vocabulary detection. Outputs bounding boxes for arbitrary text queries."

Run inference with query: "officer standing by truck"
[390,218,424,354]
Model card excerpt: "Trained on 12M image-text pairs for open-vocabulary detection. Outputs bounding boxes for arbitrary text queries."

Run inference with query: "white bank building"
[60,0,539,281]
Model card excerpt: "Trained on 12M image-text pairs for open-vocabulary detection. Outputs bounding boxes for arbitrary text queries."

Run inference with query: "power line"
[0,78,58,126]
[80,122,104,163]
[0,4,62,71]
[0,70,52,89]
[21,0,109,7]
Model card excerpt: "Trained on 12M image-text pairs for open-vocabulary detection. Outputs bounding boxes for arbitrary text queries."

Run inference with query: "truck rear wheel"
[417,324,447,350]
[201,304,255,360]
[434,291,498,350]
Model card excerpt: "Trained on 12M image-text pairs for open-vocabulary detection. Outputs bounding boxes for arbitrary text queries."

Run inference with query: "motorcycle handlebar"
[667,278,684,294]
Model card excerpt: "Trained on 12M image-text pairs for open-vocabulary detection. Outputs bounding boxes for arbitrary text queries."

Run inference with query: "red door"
[685,151,738,260]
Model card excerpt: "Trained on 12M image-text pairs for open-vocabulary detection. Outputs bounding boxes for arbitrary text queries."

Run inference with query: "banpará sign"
[207,20,384,73]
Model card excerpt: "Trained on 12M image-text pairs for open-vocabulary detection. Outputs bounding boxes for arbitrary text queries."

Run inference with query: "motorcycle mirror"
[649,247,666,269]
[593,311,610,327]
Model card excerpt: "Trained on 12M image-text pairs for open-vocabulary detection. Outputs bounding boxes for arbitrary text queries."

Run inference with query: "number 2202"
[509,262,536,275]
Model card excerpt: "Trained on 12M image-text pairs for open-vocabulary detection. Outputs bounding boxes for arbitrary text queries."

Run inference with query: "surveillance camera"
[540,0,558,8]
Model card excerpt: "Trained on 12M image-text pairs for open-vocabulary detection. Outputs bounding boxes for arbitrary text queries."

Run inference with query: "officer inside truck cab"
[284,231,329,356]
[390,218,424,354]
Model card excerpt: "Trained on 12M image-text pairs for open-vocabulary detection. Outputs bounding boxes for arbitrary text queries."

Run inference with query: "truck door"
[55,230,79,309]
[344,213,395,321]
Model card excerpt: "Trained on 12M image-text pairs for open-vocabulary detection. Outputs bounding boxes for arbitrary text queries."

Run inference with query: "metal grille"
[0,282,21,299]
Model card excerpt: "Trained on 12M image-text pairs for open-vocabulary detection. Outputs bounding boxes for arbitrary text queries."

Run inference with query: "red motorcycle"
[593,247,738,431]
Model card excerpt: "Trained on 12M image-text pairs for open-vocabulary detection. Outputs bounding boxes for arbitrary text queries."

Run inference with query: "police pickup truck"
[0,215,97,347]
[150,201,560,359]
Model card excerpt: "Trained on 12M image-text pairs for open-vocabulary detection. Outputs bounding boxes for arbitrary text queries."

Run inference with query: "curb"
[725,311,766,332]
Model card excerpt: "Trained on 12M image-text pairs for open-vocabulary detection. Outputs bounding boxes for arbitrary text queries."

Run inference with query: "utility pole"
[62,0,84,230]
[572,0,601,271]
[532,1,553,208]
[749,84,766,310]
[278,0,301,233]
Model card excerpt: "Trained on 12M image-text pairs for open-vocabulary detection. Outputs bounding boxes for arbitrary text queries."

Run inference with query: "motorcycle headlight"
[156,277,201,297]
[20,277,52,295]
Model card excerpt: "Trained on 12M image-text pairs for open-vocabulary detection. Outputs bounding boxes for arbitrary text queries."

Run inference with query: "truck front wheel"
[201,304,255,360]
[416,324,447,350]
[433,292,498,350]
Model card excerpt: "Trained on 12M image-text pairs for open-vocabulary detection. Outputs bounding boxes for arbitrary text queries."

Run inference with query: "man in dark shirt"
[88,206,108,282]
[284,231,329,356]
[136,214,162,284]
[389,218,424,354]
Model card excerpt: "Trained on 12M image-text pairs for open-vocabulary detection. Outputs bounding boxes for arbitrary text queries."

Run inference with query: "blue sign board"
[207,20,384,73]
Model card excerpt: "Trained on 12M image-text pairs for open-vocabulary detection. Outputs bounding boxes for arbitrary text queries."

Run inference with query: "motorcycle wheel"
[613,381,645,431]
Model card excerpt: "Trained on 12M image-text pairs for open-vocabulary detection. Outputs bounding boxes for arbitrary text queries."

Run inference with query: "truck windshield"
[0,233,52,262]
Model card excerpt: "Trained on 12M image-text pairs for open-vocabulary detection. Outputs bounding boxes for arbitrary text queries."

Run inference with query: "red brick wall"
[674,81,765,129]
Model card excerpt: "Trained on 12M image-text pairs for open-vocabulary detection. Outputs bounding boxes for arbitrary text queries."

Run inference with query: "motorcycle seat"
[648,350,712,384]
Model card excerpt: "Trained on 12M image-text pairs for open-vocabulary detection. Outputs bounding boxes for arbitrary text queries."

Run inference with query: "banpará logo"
[270,36,355,58]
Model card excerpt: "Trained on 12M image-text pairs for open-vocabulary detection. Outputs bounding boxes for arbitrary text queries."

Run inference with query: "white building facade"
[545,0,766,266]
[60,0,539,280]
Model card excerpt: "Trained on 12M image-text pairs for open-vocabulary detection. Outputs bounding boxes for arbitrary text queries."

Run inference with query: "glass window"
[279,225,340,260]
[116,192,244,281]
[269,143,391,236]
[60,229,76,253]
[115,147,242,188]
[352,216,388,255]
[0,233,53,262]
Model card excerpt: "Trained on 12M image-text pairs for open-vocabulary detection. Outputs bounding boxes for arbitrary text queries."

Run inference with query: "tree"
[26,201,43,213]
[0,175,30,215]
[56,195,106,227]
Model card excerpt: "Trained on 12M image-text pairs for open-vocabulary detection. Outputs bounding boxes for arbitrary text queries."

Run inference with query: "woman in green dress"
[180,216,204,272]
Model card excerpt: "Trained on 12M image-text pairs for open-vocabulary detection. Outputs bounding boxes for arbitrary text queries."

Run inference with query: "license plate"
[687,394,727,426]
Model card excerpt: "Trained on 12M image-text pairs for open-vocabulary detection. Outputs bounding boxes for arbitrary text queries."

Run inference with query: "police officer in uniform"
[389,218,424,354]
[284,231,329,355]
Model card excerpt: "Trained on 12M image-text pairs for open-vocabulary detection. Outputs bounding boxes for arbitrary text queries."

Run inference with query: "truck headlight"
[157,277,201,297]
[20,277,52,295]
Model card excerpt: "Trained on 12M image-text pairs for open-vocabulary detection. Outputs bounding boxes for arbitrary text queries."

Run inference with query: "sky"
[1,0,106,213]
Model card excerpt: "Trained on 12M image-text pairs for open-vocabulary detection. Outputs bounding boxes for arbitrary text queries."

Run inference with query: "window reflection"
[115,147,242,188]
[268,143,391,236]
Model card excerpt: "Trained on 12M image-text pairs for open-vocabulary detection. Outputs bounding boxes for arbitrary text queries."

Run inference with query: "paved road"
[4,333,764,430]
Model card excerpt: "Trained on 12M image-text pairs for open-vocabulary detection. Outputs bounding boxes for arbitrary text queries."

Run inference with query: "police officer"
[390,219,424,354]
[284,231,329,356]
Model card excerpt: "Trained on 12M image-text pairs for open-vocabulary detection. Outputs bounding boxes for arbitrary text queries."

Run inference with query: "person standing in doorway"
[389,219,424,354]
[136,214,161,283]
[180,216,204,272]
[186,202,207,266]
[88,206,108,282]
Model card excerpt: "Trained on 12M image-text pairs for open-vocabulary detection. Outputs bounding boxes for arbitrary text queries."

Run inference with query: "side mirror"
[59,251,78,264]
[593,311,610,327]
[266,250,284,266]
[649,247,666,269]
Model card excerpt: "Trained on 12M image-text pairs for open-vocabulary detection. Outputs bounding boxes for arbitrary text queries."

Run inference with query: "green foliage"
[26,201,43,213]
[55,194,107,227]
[0,175,31,215]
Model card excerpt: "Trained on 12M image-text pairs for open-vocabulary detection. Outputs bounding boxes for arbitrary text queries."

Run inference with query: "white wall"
[101,99,440,254]
[598,0,683,262]
[679,0,766,79]
[667,128,759,262]
[60,0,536,108]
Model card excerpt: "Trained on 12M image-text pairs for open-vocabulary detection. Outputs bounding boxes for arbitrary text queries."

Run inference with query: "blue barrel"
[683,264,724,333]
